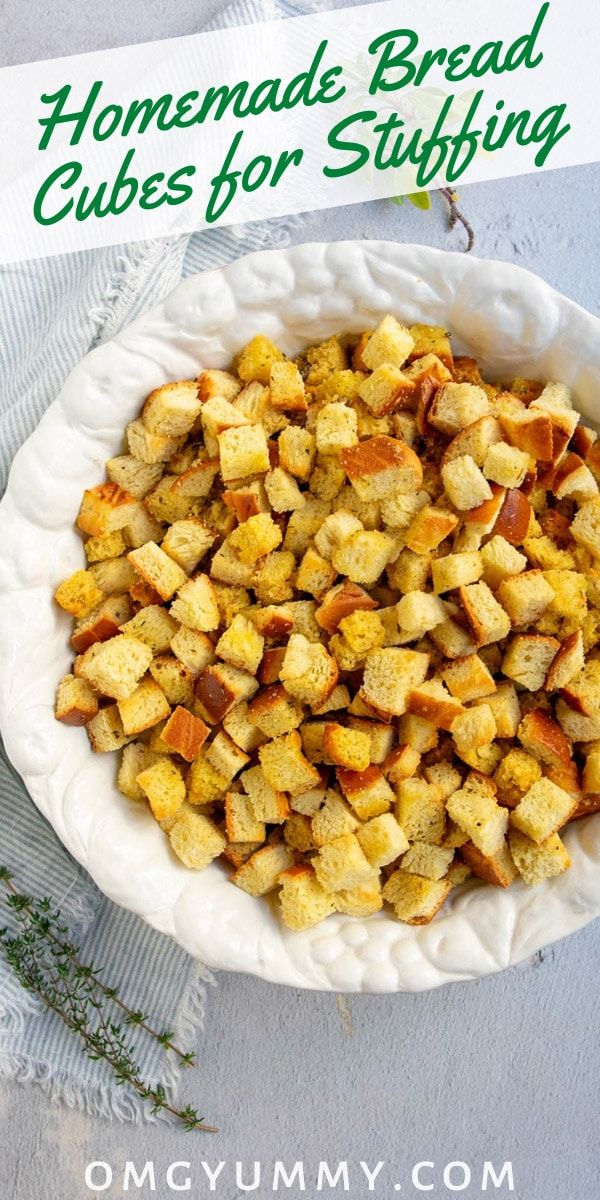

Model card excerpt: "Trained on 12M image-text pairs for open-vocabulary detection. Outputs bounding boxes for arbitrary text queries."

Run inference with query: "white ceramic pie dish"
[1,240,599,993]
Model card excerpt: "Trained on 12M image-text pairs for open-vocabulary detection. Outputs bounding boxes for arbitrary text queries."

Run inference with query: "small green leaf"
[406,191,431,211]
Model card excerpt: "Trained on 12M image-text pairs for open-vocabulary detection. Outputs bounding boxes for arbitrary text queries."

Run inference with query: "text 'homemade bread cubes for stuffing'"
[54,314,600,931]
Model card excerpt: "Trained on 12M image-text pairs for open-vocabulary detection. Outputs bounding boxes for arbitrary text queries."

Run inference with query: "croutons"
[170,575,220,631]
[218,424,270,481]
[169,808,227,870]
[511,777,575,843]
[128,542,187,602]
[446,778,508,856]
[341,436,422,501]
[54,570,104,618]
[79,635,153,701]
[55,674,99,725]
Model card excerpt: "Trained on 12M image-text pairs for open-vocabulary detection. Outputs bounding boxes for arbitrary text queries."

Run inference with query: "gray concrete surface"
[1,4,599,1198]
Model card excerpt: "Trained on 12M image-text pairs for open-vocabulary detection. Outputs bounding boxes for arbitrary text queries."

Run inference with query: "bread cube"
[277,425,316,480]
[322,723,371,771]
[86,704,134,752]
[127,419,183,465]
[497,570,555,626]
[397,591,446,639]
[347,718,394,763]
[264,468,305,514]
[314,833,375,892]
[309,790,356,845]
[54,569,104,619]
[238,764,289,823]
[511,777,575,843]
[341,436,422,501]
[106,456,163,500]
[583,748,600,793]
[218,424,270,481]
[195,662,258,721]
[127,542,186,602]
[170,626,215,676]
[255,551,296,604]
[518,707,572,770]
[278,865,336,930]
[334,881,384,917]
[404,506,458,555]
[459,582,511,646]
[360,647,429,718]
[315,580,377,634]
[204,731,249,784]
[336,764,394,820]
[228,513,282,565]
[232,844,294,896]
[382,870,451,924]
[357,813,409,867]
[280,634,338,706]
[315,402,358,453]
[197,367,241,405]
[236,334,284,384]
[446,783,508,856]
[314,511,363,561]
[430,382,489,435]
[71,594,133,654]
[502,634,560,691]
[395,778,446,843]
[224,792,266,843]
[142,380,200,436]
[499,408,553,460]
[402,841,454,881]
[480,535,527,588]
[460,841,517,888]
[137,758,186,822]
[79,635,153,700]
[361,314,414,370]
[493,748,542,808]
[440,654,495,702]
[160,706,209,761]
[556,700,600,743]
[295,547,337,599]
[215,614,264,675]
[88,554,137,594]
[424,761,462,800]
[442,455,493,511]
[117,743,163,802]
[358,363,415,416]
[186,756,228,806]
[160,519,215,574]
[508,828,571,886]
[169,808,227,870]
[451,704,496,753]
[259,731,321,795]
[431,552,482,594]
[247,684,303,738]
[119,606,177,654]
[55,674,99,726]
[269,360,306,412]
[117,676,171,736]
[406,679,464,730]
[170,574,220,631]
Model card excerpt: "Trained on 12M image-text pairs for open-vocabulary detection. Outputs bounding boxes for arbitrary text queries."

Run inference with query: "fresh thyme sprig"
[0,867,217,1133]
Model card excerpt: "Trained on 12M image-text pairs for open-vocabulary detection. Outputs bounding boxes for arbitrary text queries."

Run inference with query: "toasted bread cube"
[459,582,511,646]
[442,455,493,511]
[347,718,394,764]
[480,535,527,588]
[106,456,164,500]
[395,778,446,844]
[237,334,284,385]
[264,468,305,514]
[337,764,395,820]
[195,661,258,722]
[120,606,177,654]
[117,743,163,801]
[583,748,600,793]
[204,731,249,784]
[383,870,451,924]
[117,676,171,736]
[360,314,414,370]
[387,549,432,594]
[336,611,385,659]
[279,634,338,707]
[79,635,152,701]
[431,552,483,594]
[169,808,227,870]
[341,436,422,501]
[218,424,270,481]
[446,784,508,857]
[493,748,542,808]
[186,756,228,806]
[86,704,134,752]
[277,425,316,480]
[259,731,321,795]
[268,359,306,412]
[214,613,264,675]
[283,813,316,852]
[313,832,375,892]
[357,813,409,867]
[127,542,186,603]
[160,706,209,761]
[295,546,337,599]
[511,777,575,843]
[315,581,377,636]
[55,674,99,726]
[402,841,454,881]
[404,506,458,555]
[84,531,128,564]
[322,723,371,771]
[221,701,266,753]
[160,519,215,574]
[557,699,600,743]
[314,511,363,561]
[170,575,219,632]
[524,535,575,572]
[127,419,182,465]
[497,571,555,627]
[518,707,572,769]
[315,402,359,453]
[77,483,142,539]
[451,704,496,753]
[460,841,517,888]
[502,634,560,691]
[278,865,336,930]
[406,679,464,730]
[360,647,429,718]
[149,655,195,707]
[535,568,587,639]
[290,774,328,816]
[240,764,290,823]
[407,325,453,369]
[224,792,266,843]
[423,762,462,801]
[384,744,422,785]
[380,490,428,532]
[333,881,384,917]
[430,382,489,435]
[142,380,200,437]
[228,513,282,565]
[54,570,104,618]
[197,367,241,404]
[232,844,294,896]
[440,654,495,703]
[137,758,186,822]
[255,550,296,606]
[311,790,358,845]
[87,554,137,595]
[358,363,414,416]
[499,408,553,460]
[396,714,438,754]
[309,454,347,502]
[71,593,133,653]
[509,828,571,886]
[169,626,215,676]
[397,591,446,639]
[483,441,530,489]
[331,530,394,586]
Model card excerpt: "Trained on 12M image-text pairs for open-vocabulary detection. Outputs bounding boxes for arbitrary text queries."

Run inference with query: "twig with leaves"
[0,867,217,1133]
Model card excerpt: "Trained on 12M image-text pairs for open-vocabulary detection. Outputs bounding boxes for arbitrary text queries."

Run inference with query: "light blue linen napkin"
[0,0,307,1123]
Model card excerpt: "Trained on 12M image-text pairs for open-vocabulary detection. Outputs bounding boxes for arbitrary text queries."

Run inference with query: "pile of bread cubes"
[53,314,600,931]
